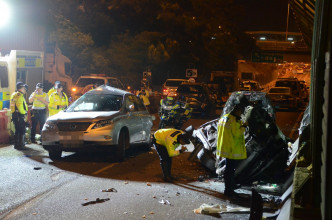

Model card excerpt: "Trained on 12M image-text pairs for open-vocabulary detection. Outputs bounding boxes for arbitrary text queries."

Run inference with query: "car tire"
[48,149,62,161]
[197,148,216,172]
[116,130,129,162]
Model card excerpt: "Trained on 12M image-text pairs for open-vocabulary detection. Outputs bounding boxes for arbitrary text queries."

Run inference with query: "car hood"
[48,111,120,122]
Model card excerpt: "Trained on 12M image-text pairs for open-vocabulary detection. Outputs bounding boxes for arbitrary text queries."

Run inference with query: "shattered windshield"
[67,94,123,112]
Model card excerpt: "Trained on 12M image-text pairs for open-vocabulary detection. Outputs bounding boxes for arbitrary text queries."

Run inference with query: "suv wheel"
[116,130,129,162]
[48,149,62,161]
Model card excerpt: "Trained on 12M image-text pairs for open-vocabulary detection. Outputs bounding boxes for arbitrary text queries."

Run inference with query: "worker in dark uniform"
[153,127,192,182]
[10,82,29,150]
[29,83,49,143]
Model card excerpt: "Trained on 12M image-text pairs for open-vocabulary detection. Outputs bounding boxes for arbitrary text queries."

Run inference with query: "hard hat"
[55,83,63,89]
[16,82,28,91]
[55,81,61,85]
[36,83,43,89]
[16,82,25,90]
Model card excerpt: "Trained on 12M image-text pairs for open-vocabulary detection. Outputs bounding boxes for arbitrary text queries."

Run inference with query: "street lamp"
[0,0,11,28]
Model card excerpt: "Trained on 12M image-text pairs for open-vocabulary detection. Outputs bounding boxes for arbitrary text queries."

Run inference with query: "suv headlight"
[92,119,114,129]
[43,120,57,131]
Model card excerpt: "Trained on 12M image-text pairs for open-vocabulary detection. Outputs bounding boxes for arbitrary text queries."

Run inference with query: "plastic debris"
[81,198,110,206]
[101,188,117,192]
[159,199,171,205]
[33,167,42,170]
[193,203,250,214]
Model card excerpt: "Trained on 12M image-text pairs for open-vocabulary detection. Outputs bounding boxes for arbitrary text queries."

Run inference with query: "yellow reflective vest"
[47,87,56,97]
[154,128,184,157]
[216,113,247,160]
[10,91,28,115]
[29,92,48,109]
[48,92,68,116]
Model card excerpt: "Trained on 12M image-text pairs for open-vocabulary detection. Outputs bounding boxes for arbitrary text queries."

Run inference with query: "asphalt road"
[0,108,303,220]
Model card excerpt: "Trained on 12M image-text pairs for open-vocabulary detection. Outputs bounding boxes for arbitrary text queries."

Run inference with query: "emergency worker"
[47,81,60,97]
[216,94,249,197]
[153,127,192,182]
[29,83,49,143]
[160,95,175,106]
[48,83,68,117]
[137,88,150,110]
[10,82,28,149]
[169,95,192,121]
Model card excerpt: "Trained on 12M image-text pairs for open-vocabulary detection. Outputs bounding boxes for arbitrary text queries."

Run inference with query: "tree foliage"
[46,0,255,86]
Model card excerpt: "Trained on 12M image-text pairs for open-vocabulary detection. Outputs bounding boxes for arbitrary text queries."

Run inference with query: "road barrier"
[0,109,11,144]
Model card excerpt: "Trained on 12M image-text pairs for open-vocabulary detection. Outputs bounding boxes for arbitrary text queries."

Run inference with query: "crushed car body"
[190,91,297,196]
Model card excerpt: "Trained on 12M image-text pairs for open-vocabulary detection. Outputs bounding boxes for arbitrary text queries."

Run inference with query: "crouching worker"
[153,129,191,182]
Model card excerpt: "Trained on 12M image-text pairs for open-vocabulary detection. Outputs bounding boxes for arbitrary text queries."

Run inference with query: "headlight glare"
[43,120,57,130]
[93,119,114,129]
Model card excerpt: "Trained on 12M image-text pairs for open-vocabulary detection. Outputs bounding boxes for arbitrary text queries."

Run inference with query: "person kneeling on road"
[153,128,191,182]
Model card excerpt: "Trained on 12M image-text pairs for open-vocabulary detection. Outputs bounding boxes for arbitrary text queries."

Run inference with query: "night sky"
[237,0,299,32]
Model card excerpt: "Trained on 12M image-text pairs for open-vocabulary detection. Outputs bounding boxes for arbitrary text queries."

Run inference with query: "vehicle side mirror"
[128,104,135,112]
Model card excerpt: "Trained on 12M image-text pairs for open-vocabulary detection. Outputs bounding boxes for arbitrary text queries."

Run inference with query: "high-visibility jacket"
[154,129,184,157]
[48,92,68,116]
[216,113,247,160]
[137,90,150,106]
[10,91,28,115]
[47,87,56,97]
[29,92,49,109]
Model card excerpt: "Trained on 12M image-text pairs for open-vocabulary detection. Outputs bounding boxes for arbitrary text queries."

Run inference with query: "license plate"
[59,133,83,145]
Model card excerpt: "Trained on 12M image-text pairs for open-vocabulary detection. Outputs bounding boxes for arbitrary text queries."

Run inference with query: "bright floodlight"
[0,1,11,28]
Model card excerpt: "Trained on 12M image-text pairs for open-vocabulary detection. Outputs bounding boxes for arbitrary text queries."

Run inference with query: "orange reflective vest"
[216,113,247,160]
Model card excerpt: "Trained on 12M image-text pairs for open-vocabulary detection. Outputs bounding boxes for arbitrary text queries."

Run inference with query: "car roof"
[276,77,299,81]
[180,82,204,86]
[80,75,118,79]
[269,87,291,91]
[242,80,259,83]
[166,79,188,81]
[86,85,130,96]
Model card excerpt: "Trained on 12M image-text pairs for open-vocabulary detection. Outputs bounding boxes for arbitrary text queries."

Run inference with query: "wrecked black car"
[190,91,296,195]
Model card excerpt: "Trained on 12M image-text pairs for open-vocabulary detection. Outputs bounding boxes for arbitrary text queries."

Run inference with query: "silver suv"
[42,85,154,161]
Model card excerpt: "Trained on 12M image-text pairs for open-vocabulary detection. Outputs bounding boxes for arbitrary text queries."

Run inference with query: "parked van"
[162,78,188,97]
[71,74,125,100]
